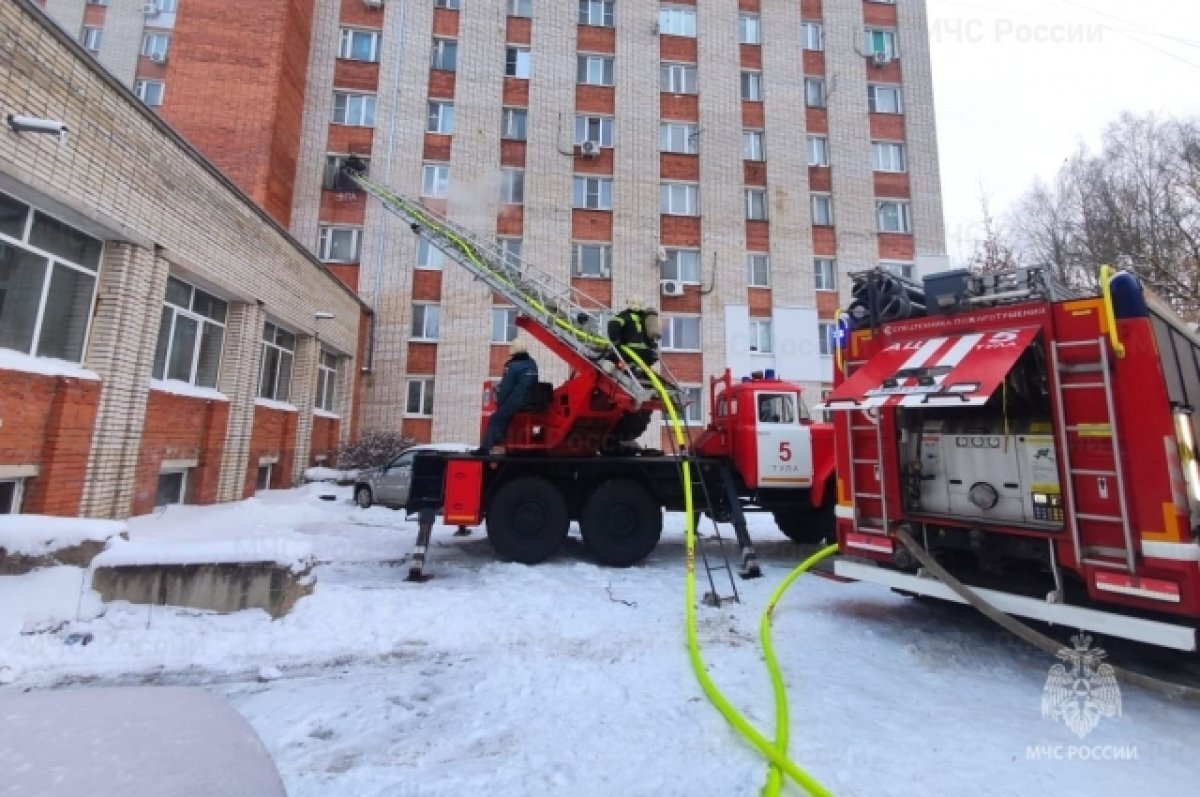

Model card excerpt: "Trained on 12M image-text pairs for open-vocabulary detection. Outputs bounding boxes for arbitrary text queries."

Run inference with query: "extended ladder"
[344,167,661,406]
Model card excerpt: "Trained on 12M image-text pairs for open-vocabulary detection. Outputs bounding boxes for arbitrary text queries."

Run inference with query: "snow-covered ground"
[2,485,1198,796]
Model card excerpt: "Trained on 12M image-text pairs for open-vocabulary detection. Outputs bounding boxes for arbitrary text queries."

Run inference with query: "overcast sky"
[927,0,1200,262]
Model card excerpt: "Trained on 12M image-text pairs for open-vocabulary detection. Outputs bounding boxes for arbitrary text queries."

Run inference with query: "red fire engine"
[822,266,1200,650]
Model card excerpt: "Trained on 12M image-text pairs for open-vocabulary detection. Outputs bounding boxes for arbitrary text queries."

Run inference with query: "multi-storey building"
[39,0,946,447]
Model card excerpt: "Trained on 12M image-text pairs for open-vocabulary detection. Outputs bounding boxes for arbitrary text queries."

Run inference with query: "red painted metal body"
[830,292,1200,621]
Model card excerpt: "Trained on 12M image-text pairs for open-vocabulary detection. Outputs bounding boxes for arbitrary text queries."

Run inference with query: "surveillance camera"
[7,115,69,137]
[314,312,336,320]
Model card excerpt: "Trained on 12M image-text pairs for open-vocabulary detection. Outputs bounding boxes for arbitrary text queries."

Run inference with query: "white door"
[754,392,813,488]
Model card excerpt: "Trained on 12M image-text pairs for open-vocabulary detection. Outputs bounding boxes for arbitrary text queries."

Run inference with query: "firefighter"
[607,296,662,369]
[476,337,538,455]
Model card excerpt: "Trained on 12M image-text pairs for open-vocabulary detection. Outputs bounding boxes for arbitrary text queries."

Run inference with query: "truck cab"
[692,370,837,543]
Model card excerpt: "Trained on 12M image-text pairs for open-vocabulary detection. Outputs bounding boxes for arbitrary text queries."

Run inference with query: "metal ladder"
[1050,338,1137,573]
[344,167,664,405]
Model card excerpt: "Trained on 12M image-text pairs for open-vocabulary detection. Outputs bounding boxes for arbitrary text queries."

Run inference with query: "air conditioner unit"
[363,0,384,8]
[141,3,159,15]
[872,51,893,67]
[661,279,685,297]
[580,140,601,157]
[151,53,167,64]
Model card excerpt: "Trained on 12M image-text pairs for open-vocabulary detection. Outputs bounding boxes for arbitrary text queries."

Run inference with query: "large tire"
[579,479,663,567]
[354,485,373,509]
[773,483,836,544]
[485,476,570,564]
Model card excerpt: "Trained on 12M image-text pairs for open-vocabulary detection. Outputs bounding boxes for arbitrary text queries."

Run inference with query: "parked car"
[353,444,473,510]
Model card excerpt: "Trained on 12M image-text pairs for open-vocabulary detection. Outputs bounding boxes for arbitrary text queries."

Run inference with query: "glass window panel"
[36,266,94,362]
[0,193,28,239]
[0,243,48,355]
[152,306,172,379]
[196,323,223,388]
[166,314,197,382]
[29,212,101,271]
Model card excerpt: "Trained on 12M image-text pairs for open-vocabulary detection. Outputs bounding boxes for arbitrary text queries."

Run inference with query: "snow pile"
[255,397,297,413]
[0,515,126,557]
[304,467,359,483]
[0,348,99,380]
[0,565,102,638]
[93,537,313,571]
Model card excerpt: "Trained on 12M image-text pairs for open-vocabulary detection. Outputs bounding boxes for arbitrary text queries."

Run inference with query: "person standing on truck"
[607,297,662,369]
[476,337,539,455]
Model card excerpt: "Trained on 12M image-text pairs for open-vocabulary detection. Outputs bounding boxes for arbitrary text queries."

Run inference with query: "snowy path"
[2,485,1199,796]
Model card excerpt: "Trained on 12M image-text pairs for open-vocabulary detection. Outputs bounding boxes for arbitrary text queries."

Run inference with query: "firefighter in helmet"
[607,296,662,369]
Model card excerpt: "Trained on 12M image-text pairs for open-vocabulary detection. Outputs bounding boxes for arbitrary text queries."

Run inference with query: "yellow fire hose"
[622,347,834,797]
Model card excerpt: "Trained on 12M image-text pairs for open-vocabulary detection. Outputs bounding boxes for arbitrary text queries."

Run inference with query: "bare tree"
[968,191,1021,274]
[1008,113,1200,317]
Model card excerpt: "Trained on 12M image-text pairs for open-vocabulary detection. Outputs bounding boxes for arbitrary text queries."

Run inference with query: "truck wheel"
[774,483,836,544]
[485,476,570,564]
[355,485,373,509]
[580,479,662,567]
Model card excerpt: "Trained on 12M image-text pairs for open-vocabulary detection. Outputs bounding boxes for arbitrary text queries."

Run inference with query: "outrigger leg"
[406,508,437,582]
[719,463,762,579]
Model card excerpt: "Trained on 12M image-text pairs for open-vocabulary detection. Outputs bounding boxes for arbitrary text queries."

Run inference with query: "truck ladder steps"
[1071,469,1118,477]
[1058,363,1104,374]
[1055,340,1102,349]
[851,425,877,431]
[1060,382,1105,390]
[1076,513,1125,524]
[1082,557,1133,572]
[1065,426,1111,433]
[343,168,668,406]
[852,459,879,465]
[855,492,883,500]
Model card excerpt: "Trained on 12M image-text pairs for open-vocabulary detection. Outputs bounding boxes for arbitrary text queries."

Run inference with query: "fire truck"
[822,266,1200,650]
[343,166,836,576]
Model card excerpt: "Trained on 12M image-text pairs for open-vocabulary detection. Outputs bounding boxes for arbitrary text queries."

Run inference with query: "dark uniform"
[608,307,661,368]
[478,349,538,454]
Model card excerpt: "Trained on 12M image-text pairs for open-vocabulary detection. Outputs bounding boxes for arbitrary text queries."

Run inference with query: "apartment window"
[406,378,435,416]
[877,201,912,233]
[739,15,761,44]
[868,85,903,114]
[318,226,361,262]
[660,63,698,94]
[745,190,768,221]
[881,261,914,280]
[0,192,102,363]
[151,0,177,12]
[660,183,699,216]
[332,91,376,126]
[574,116,614,149]
[431,38,458,71]
[0,480,23,514]
[743,130,764,162]
[323,154,370,191]
[502,108,527,140]
[86,0,107,5]
[427,101,455,134]
[492,307,518,343]
[814,258,836,291]
[508,0,532,17]
[818,322,835,357]
[506,47,532,78]
[577,55,614,86]
[661,249,700,284]
[802,22,823,51]
[747,254,770,288]
[135,80,164,106]
[435,0,460,8]
[662,316,701,351]
[500,170,525,204]
[872,141,906,172]
[411,304,441,341]
[316,350,339,412]
[152,276,226,388]
[80,26,102,51]
[749,319,773,354]
[811,195,833,226]
[572,244,611,278]
[497,237,523,268]
[259,322,295,402]
[422,164,450,197]
[417,239,445,270]
[865,29,898,59]
[740,72,763,101]
[572,177,613,210]
[807,136,828,167]
[660,122,698,154]
[671,385,703,425]
[155,471,186,508]
[579,0,614,27]
[339,28,381,62]
[658,6,696,37]
[804,78,825,108]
